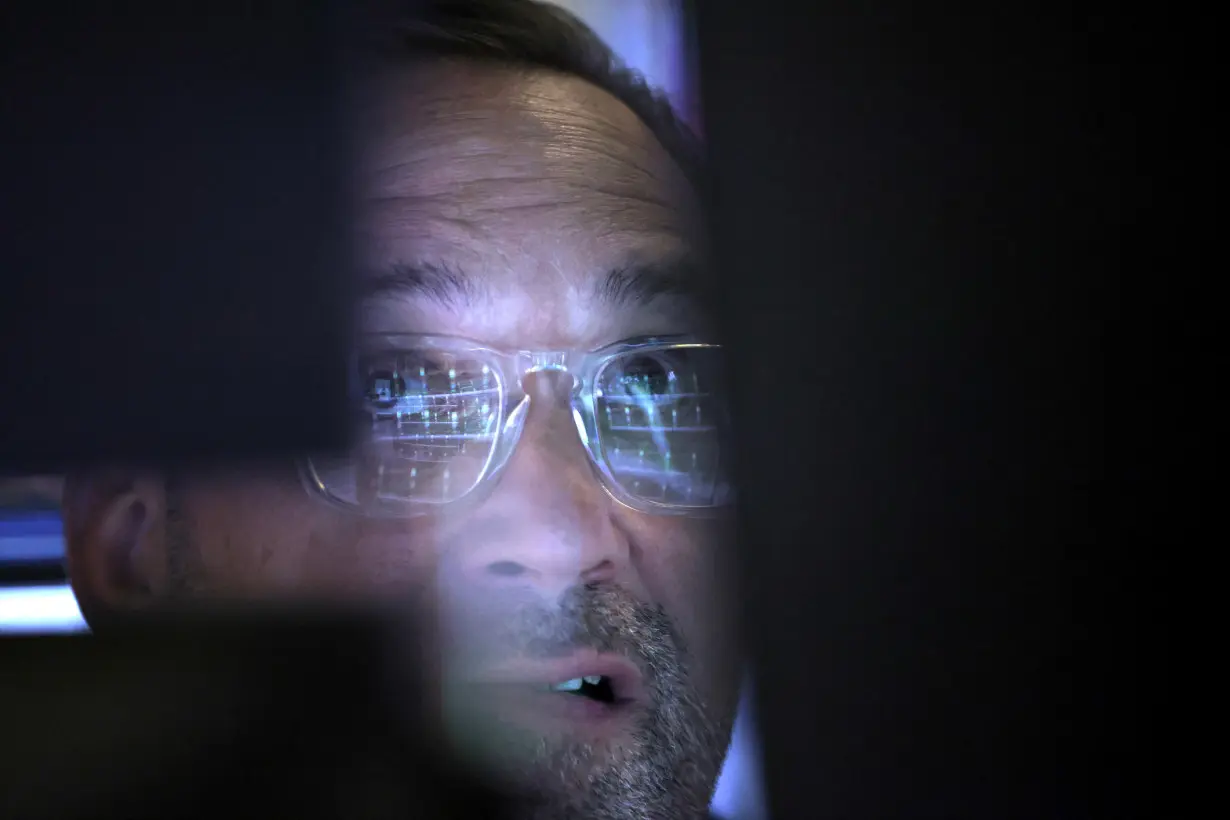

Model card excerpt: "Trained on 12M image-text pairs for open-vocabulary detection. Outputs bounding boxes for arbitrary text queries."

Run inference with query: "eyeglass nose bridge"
[515,350,581,394]
[481,349,588,492]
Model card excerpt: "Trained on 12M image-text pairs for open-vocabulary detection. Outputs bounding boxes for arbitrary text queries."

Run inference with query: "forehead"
[357,61,707,349]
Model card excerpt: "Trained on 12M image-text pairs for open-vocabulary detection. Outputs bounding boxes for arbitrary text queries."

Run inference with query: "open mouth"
[542,674,621,704]
[464,653,645,728]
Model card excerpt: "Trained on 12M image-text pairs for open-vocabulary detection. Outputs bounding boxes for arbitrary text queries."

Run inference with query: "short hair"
[380,0,704,190]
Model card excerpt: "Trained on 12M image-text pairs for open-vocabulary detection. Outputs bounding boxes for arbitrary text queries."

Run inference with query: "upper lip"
[475,649,645,702]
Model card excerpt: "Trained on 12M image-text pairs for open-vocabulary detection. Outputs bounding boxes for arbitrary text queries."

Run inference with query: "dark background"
[692,2,1146,817]
[0,0,357,470]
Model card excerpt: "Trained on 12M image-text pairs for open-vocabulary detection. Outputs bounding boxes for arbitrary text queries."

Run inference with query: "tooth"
[582,675,602,685]
[551,678,584,692]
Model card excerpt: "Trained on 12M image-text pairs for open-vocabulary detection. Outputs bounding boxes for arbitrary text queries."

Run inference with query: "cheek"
[180,466,445,598]
[318,518,444,594]
[626,516,740,671]
[179,473,345,594]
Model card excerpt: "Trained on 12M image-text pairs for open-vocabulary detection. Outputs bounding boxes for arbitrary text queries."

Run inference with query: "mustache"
[449,584,688,681]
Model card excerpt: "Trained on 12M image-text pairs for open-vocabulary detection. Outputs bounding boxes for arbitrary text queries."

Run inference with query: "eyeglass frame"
[298,333,733,519]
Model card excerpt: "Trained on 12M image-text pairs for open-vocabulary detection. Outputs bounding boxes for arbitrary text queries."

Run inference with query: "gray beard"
[442,585,732,820]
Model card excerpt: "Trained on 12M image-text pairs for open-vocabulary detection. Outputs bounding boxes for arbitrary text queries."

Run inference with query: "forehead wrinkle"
[524,109,669,195]
[509,74,664,158]
[361,201,498,259]
[399,67,664,167]
[369,137,675,220]
[366,143,538,200]
[369,188,679,247]
[367,100,679,208]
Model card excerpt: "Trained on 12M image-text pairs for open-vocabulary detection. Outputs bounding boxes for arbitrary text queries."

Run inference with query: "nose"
[442,371,639,603]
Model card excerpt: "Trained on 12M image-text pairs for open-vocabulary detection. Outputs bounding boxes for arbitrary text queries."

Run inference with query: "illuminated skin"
[62,61,740,820]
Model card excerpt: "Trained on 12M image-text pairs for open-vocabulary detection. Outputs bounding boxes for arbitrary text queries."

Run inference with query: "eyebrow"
[363,258,705,312]
[595,259,705,309]
[364,262,482,311]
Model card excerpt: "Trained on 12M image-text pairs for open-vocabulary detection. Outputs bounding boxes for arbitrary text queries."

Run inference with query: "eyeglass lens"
[310,345,727,511]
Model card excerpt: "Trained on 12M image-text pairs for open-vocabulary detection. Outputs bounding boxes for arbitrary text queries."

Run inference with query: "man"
[60,2,742,818]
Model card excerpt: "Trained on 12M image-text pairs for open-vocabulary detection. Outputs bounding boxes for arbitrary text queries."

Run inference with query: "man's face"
[65,61,740,820]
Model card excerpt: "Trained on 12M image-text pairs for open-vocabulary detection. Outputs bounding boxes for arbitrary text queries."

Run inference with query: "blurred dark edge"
[694,0,1149,818]
[0,2,512,818]
[0,477,63,511]
[0,604,510,820]
[0,0,366,472]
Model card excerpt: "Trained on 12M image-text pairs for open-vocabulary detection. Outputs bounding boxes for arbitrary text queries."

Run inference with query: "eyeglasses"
[300,334,734,518]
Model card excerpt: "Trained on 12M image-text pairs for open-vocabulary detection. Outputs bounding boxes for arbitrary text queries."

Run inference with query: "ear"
[61,470,170,624]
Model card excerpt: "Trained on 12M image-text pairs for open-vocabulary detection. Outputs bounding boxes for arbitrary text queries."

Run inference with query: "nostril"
[486,560,527,578]
[579,558,616,584]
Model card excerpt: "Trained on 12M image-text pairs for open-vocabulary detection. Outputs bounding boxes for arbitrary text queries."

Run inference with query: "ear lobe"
[61,471,169,620]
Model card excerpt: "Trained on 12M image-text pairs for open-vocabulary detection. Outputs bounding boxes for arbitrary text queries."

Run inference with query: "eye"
[358,351,497,397]
[317,347,504,510]
[595,347,724,430]
[592,345,730,507]
[602,352,682,396]
[364,368,405,402]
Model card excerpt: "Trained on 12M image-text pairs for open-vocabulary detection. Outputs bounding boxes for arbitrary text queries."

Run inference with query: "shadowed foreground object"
[0,604,509,820]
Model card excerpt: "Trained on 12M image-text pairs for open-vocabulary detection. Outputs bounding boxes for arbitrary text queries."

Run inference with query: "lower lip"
[479,685,637,731]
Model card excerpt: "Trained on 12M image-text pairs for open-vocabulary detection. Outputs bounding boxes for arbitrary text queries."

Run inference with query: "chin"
[450,709,725,820]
